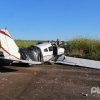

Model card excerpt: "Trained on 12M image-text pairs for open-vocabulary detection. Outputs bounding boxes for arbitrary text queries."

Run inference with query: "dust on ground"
[0,64,100,100]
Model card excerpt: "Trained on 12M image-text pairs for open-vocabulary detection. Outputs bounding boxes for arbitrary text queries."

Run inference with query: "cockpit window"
[44,48,48,52]
[48,46,53,51]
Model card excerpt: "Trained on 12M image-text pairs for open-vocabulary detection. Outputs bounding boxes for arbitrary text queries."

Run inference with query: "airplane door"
[53,46,57,55]
[43,47,53,61]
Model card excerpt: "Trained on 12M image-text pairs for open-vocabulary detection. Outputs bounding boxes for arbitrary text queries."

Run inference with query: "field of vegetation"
[64,38,100,61]
[0,40,39,48]
[0,38,100,61]
[15,40,38,48]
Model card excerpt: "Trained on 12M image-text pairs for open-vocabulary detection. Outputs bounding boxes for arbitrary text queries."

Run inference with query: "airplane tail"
[0,29,20,59]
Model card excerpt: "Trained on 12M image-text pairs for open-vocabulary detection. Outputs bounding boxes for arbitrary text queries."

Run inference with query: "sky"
[0,0,100,41]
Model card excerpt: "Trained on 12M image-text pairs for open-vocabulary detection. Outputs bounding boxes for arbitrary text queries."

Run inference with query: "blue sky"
[0,0,100,40]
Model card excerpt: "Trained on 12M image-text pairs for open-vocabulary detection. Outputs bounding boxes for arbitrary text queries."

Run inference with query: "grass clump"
[64,38,100,61]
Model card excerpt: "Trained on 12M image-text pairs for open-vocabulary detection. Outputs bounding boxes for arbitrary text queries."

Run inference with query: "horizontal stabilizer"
[0,56,43,65]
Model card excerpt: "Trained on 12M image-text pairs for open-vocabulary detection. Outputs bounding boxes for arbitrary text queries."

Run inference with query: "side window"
[44,48,48,52]
[48,46,53,51]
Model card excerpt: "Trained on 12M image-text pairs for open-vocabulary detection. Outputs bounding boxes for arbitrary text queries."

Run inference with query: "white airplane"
[0,29,64,65]
[1,29,100,70]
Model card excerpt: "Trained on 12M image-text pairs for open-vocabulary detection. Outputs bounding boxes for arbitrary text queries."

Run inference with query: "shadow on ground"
[0,66,18,73]
[0,59,29,67]
[0,60,25,73]
[11,63,29,67]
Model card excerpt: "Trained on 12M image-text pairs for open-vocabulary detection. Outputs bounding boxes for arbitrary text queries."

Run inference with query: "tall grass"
[0,40,38,48]
[15,40,38,48]
[64,38,100,61]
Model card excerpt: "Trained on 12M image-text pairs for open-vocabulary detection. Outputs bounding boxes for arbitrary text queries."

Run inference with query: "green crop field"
[0,40,38,48]
[64,38,100,61]
[15,40,38,48]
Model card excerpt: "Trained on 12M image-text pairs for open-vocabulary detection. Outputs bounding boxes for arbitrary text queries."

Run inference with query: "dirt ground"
[0,63,100,100]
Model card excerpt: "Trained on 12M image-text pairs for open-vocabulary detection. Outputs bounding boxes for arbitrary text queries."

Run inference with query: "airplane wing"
[56,55,100,69]
[0,56,43,65]
[18,59,43,64]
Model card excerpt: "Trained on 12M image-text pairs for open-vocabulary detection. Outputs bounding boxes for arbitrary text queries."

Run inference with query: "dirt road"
[0,64,100,100]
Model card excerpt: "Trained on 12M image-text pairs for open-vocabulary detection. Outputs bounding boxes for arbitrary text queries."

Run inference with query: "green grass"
[0,40,38,48]
[64,38,100,61]
[15,40,38,48]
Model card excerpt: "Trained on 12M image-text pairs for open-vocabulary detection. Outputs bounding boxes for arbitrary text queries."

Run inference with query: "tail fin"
[0,29,20,59]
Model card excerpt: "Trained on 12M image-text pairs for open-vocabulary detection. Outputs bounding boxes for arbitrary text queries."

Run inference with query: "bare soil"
[0,64,100,100]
